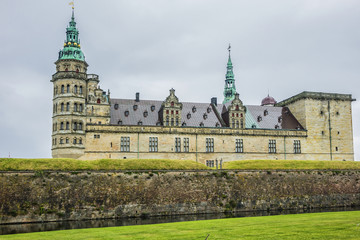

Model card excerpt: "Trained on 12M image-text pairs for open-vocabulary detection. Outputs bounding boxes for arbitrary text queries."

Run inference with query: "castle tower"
[223,45,237,104]
[51,10,89,158]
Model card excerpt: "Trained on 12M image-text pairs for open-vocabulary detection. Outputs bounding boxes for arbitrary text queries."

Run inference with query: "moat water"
[1,207,360,235]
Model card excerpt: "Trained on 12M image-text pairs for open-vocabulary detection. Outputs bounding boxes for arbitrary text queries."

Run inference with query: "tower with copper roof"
[223,45,237,104]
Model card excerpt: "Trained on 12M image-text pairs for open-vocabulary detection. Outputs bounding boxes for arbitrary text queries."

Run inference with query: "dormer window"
[151,105,155,111]
[192,106,196,113]
[156,121,161,126]
[296,125,301,130]
[133,105,138,111]
[182,122,186,126]
[252,124,257,128]
[143,111,148,117]
[118,120,122,125]
[187,113,191,119]
[236,105,239,110]
[278,116,282,123]
[257,116,262,122]
[215,122,220,127]
[200,122,204,127]
[138,120,142,125]
[124,110,129,117]
[264,110,268,116]
[275,124,279,129]
[171,101,174,106]
[203,113,208,120]
[114,104,119,110]
[207,107,211,113]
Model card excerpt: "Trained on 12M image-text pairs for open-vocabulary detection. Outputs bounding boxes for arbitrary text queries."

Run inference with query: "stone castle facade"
[51,12,356,163]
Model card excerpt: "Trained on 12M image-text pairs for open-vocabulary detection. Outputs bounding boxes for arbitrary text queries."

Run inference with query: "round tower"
[51,10,88,158]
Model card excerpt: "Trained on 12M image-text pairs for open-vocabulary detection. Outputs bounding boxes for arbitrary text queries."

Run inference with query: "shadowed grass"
[2,211,360,239]
[0,158,208,171]
[224,160,360,170]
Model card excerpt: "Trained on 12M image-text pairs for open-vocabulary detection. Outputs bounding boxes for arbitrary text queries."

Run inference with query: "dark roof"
[110,98,303,130]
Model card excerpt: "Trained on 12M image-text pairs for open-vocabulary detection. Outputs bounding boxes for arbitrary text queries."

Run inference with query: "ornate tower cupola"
[223,44,237,104]
[58,9,85,61]
[159,89,183,127]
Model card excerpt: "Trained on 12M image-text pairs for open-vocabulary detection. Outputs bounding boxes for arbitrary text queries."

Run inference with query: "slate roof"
[110,98,303,130]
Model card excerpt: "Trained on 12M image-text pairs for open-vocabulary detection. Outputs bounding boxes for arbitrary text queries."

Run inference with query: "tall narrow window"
[235,139,243,153]
[66,102,70,111]
[61,85,64,93]
[206,138,214,152]
[67,84,70,93]
[183,138,189,152]
[61,103,64,112]
[66,122,69,130]
[149,137,158,152]
[175,137,181,152]
[166,116,169,126]
[60,122,64,130]
[79,122,83,130]
[120,137,130,152]
[74,103,78,112]
[294,140,301,154]
[79,138,83,144]
[79,104,83,112]
[79,86,83,94]
[269,140,276,153]
[73,122,77,130]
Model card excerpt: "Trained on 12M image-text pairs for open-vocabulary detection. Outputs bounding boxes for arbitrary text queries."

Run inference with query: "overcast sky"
[0,0,359,160]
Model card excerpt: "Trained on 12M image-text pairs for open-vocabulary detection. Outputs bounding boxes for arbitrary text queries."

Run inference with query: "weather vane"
[228,43,231,53]
[69,1,75,10]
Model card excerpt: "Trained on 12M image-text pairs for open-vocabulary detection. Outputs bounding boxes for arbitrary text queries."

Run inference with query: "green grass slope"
[2,211,360,239]
[224,159,360,170]
[0,158,208,171]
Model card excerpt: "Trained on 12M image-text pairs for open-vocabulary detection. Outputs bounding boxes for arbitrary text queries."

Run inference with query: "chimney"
[135,92,140,102]
[211,97,217,106]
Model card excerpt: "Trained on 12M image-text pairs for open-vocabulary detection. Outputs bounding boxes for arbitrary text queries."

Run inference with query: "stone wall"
[1,170,359,224]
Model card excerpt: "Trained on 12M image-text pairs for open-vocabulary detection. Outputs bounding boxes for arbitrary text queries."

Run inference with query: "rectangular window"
[121,137,130,152]
[183,138,189,152]
[294,140,301,154]
[269,139,276,153]
[149,137,158,152]
[175,137,181,152]
[235,139,243,153]
[206,138,214,153]
[206,160,214,168]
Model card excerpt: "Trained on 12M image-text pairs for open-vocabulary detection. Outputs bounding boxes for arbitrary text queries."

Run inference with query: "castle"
[51,11,356,164]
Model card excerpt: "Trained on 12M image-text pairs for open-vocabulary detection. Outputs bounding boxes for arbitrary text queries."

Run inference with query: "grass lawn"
[0,158,209,171]
[1,211,360,239]
[224,160,360,170]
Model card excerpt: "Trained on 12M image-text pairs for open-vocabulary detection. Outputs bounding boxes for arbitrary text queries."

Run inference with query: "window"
[192,106,196,113]
[183,138,189,152]
[133,105,138,111]
[264,110,268,116]
[236,120,239,128]
[60,138,64,144]
[203,113,207,120]
[66,102,70,111]
[151,105,155,111]
[200,122,204,127]
[74,103,78,112]
[125,110,129,117]
[60,122,64,130]
[143,111,148,117]
[61,103,64,111]
[66,138,69,144]
[171,101,174,106]
[269,139,276,153]
[240,119,243,128]
[175,137,181,152]
[206,138,214,152]
[94,134,100,139]
[79,122,83,130]
[74,85,78,94]
[149,137,158,152]
[79,138,82,144]
[67,84,70,93]
[187,113,191,119]
[138,121,142,125]
[206,160,214,168]
[66,122,69,130]
[166,116,169,126]
[79,104,83,112]
[120,137,130,152]
[176,118,179,126]
[97,98,101,104]
[73,122,77,130]
[73,138,77,144]
[207,107,211,113]
[79,86,83,94]
[236,139,243,153]
[61,85,64,93]
[294,140,301,154]
[171,118,174,126]
[114,104,119,110]
[118,120,122,125]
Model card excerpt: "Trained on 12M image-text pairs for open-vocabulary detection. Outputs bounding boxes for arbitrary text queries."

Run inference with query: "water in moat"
[1,207,360,235]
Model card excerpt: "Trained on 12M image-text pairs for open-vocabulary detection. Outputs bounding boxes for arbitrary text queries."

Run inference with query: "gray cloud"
[0,0,359,159]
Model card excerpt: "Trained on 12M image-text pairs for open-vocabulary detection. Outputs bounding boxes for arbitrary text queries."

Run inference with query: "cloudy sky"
[0,0,359,159]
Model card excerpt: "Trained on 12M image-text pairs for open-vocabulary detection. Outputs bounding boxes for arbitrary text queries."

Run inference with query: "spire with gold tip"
[58,2,85,61]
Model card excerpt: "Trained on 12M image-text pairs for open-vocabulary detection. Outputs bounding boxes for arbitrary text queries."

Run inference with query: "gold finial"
[69,1,74,9]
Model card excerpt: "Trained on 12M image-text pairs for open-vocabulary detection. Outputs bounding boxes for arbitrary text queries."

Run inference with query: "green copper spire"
[58,9,85,61]
[223,44,237,104]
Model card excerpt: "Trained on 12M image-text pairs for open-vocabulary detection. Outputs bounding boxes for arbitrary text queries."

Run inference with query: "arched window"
[73,122,77,130]
[66,102,70,111]
[67,84,70,93]
[66,122,69,130]
[79,86,83,94]
[74,103,78,112]
[97,98,101,104]
[61,103,64,112]
[79,104,83,112]
[66,138,69,144]
[55,123,57,131]
[61,85,64,93]
[73,138,77,144]
[79,138,82,144]
[79,122,83,130]
[60,138,63,144]
[60,122,64,130]
[74,85,78,94]
[76,68,79,73]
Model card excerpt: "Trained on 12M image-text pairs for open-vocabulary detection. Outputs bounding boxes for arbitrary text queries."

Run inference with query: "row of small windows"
[52,137,83,145]
[53,121,83,131]
[55,84,83,95]
[166,117,180,127]
[231,119,244,128]
[54,102,84,113]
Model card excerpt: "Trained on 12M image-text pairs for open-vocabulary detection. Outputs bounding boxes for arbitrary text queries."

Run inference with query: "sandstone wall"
[1,170,359,224]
